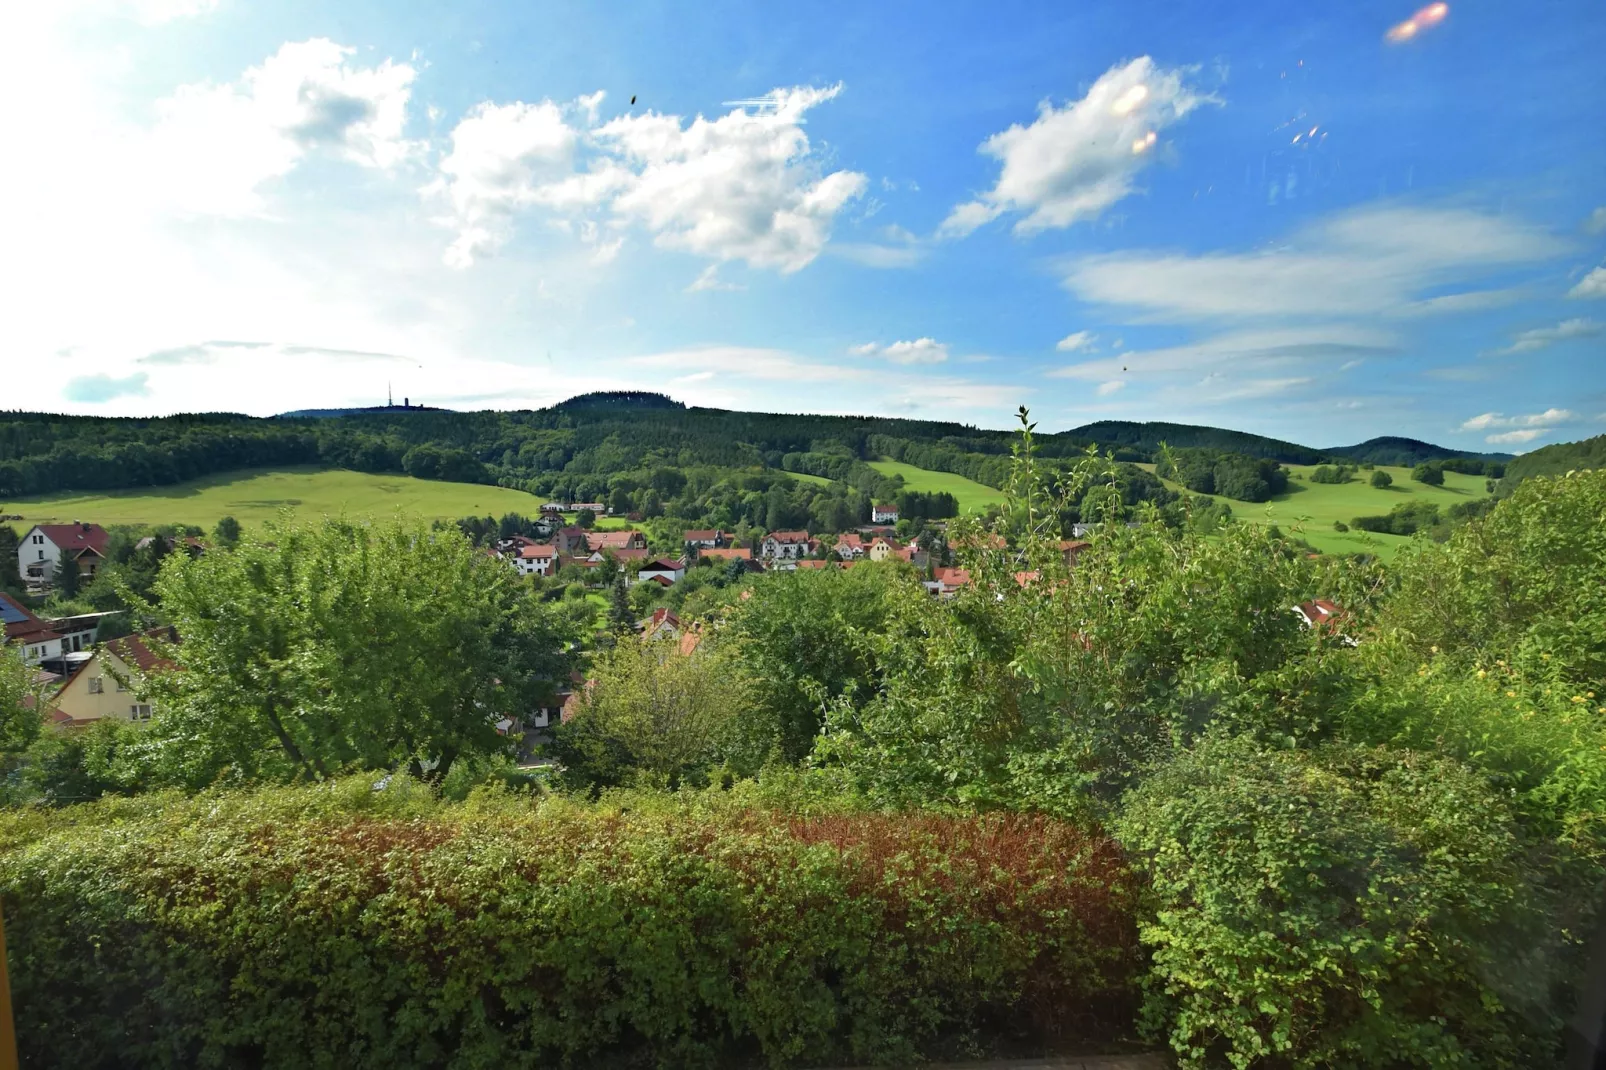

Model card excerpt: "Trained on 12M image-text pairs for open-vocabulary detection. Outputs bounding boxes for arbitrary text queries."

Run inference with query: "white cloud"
[1586,207,1606,235]
[63,372,150,402]
[1096,379,1124,396]
[941,57,1216,237]
[685,264,744,292]
[831,225,924,268]
[153,39,418,216]
[1488,318,1602,355]
[1062,204,1563,322]
[850,338,950,364]
[1056,330,1097,352]
[1486,429,1544,445]
[1459,408,1577,431]
[430,85,866,271]
[1569,266,1606,299]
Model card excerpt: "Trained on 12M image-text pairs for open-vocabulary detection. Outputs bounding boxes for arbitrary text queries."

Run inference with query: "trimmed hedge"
[0,779,1140,1068]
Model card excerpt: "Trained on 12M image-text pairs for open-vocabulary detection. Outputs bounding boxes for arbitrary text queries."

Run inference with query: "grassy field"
[786,471,836,487]
[1140,463,1491,557]
[2,467,548,530]
[868,459,1006,513]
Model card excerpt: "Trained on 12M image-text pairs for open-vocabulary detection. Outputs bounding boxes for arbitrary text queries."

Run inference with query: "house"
[794,559,837,571]
[868,537,903,563]
[514,543,558,577]
[871,503,899,524]
[541,503,567,516]
[50,630,177,728]
[133,534,206,557]
[1294,600,1345,629]
[589,547,649,568]
[857,525,898,539]
[1,593,61,664]
[1059,540,1093,568]
[892,544,928,568]
[683,529,724,550]
[759,530,812,563]
[18,522,109,587]
[586,530,648,554]
[1070,523,1093,539]
[925,567,973,598]
[572,502,607,514]
[637,558,686,586]
[554,527,593,555]
[639,608,682,641]
[43,611,113,655]
[834,533,867,559]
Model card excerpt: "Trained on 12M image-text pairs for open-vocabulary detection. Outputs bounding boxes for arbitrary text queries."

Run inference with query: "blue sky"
[8,0,1604,450]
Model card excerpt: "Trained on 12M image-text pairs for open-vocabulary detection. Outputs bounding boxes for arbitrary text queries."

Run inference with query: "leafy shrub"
[1308,465,1353,484]
[1331,520,1348,532]
[1412,462,1445,486]
[1351,499,1441,536]
[0,780,1141,1069]
[1156,448,1288,502]
[1116,736,1557,1069]
[1369,469,1393,489]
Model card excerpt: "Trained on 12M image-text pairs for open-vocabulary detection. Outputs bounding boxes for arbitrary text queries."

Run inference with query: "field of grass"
[2,467,547,530]
[1140,463,1491,557]
[868,459,1006,513]
[785,470,836,487]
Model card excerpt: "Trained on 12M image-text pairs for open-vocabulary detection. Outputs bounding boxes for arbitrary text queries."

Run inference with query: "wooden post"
[0,900,16,1070]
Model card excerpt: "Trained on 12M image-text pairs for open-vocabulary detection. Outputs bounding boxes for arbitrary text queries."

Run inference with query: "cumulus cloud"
[429,85,866,271]
[1485,429,1544,445]
[152,39,418,216]
[63,372,149,402]
[1056,330,1097,352]
[1569,266,1606,299]
[849,338,950,364]
[941,57,1216,238]
[1459,408,1577,432]
[1096,379,1124,396]
[1488,318,1602,355]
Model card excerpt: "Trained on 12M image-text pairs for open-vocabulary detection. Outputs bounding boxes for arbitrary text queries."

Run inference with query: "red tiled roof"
[683,529,721,542]
[697,547,752,560]
[933,567,973,589]
[1,593,59,645]
[33,523,110,556]
[609,547,650,561]
[106,629,179,673]
[794,559,836,570]
[836,533,865,550]
[640,559,683,572]
[766,530,811,543]
[1295,599,1345,628]
[518,543,557,559]
[587,530,645,551]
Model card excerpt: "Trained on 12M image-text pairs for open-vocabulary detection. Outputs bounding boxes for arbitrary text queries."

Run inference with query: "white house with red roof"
[1,593,62,664]
[759,530,812,565]
[637,558,686,586]
[514,543,558,577]
[834,532,867,559]
[18,522,109,587]
[871,503,900,524]
[683,529,724,550]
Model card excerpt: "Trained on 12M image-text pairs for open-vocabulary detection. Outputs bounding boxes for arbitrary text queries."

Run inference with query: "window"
[130,704,151,721]
[87,677,103,694]
[116,677,129,692]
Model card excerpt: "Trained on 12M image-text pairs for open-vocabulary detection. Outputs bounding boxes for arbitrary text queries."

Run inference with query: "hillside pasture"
[1143,463,1491,556]
[2,467,545,530]
[868,459,1006,513]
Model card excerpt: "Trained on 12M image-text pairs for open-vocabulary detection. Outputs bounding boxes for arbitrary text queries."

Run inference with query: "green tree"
[142,516,577,786]
[0,643,44,758]
[551,637,766,789]
[214,515,242,547]
[54,550,80,599]
[575,509,596,529]
[1369,469,1393,489]
[0,526,22,593]
[1412,462,1445,486]
[608,574,634,634]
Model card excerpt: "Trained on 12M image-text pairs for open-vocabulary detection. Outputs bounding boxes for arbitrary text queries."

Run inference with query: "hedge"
[0,779,1140,1069]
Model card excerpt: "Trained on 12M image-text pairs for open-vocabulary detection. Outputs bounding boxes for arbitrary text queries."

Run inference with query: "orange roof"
[588,530,644,551]
[518,543,557,559]
[766,530,811,543]
[794,559,835,570]
[933,567,973,589]
[697,547,752,560]
[836,533,865,549]
[683,529,721,541]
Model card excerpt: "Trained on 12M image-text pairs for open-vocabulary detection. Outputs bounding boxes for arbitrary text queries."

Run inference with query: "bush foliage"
[0,780,1139,1069]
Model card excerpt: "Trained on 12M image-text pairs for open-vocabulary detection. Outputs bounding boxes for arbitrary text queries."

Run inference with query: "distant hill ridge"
[1324,436,1513,467]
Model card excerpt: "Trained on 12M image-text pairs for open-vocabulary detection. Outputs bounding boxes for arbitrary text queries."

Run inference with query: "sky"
[4,0,1604,451]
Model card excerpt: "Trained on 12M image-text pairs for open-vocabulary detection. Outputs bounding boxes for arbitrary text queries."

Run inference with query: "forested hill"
[1497,433,1606,494]
[0,394,1539,503]
[1325,436,1514,467]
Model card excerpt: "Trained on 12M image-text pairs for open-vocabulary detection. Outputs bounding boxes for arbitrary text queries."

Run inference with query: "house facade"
[834,533,866,559]
[1,593,61,664]
[18,523,110,586]
[515,543,558,577]
[871,503,899,524]
[759,530,812,563]
[637,559,686,586]
[50,632,175,727]
[683,529,724,550]
[868,537,902,562]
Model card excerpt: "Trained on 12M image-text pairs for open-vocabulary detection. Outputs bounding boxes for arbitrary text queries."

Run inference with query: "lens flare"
[1111,84,1149,116]
[1130,130,1158,155]
[1386,2,1448,42]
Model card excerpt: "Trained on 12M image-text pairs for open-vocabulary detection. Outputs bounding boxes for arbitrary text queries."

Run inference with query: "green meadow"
[1143,463,1492,557]
[2,467,545,530]
[868,458,1008,512]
